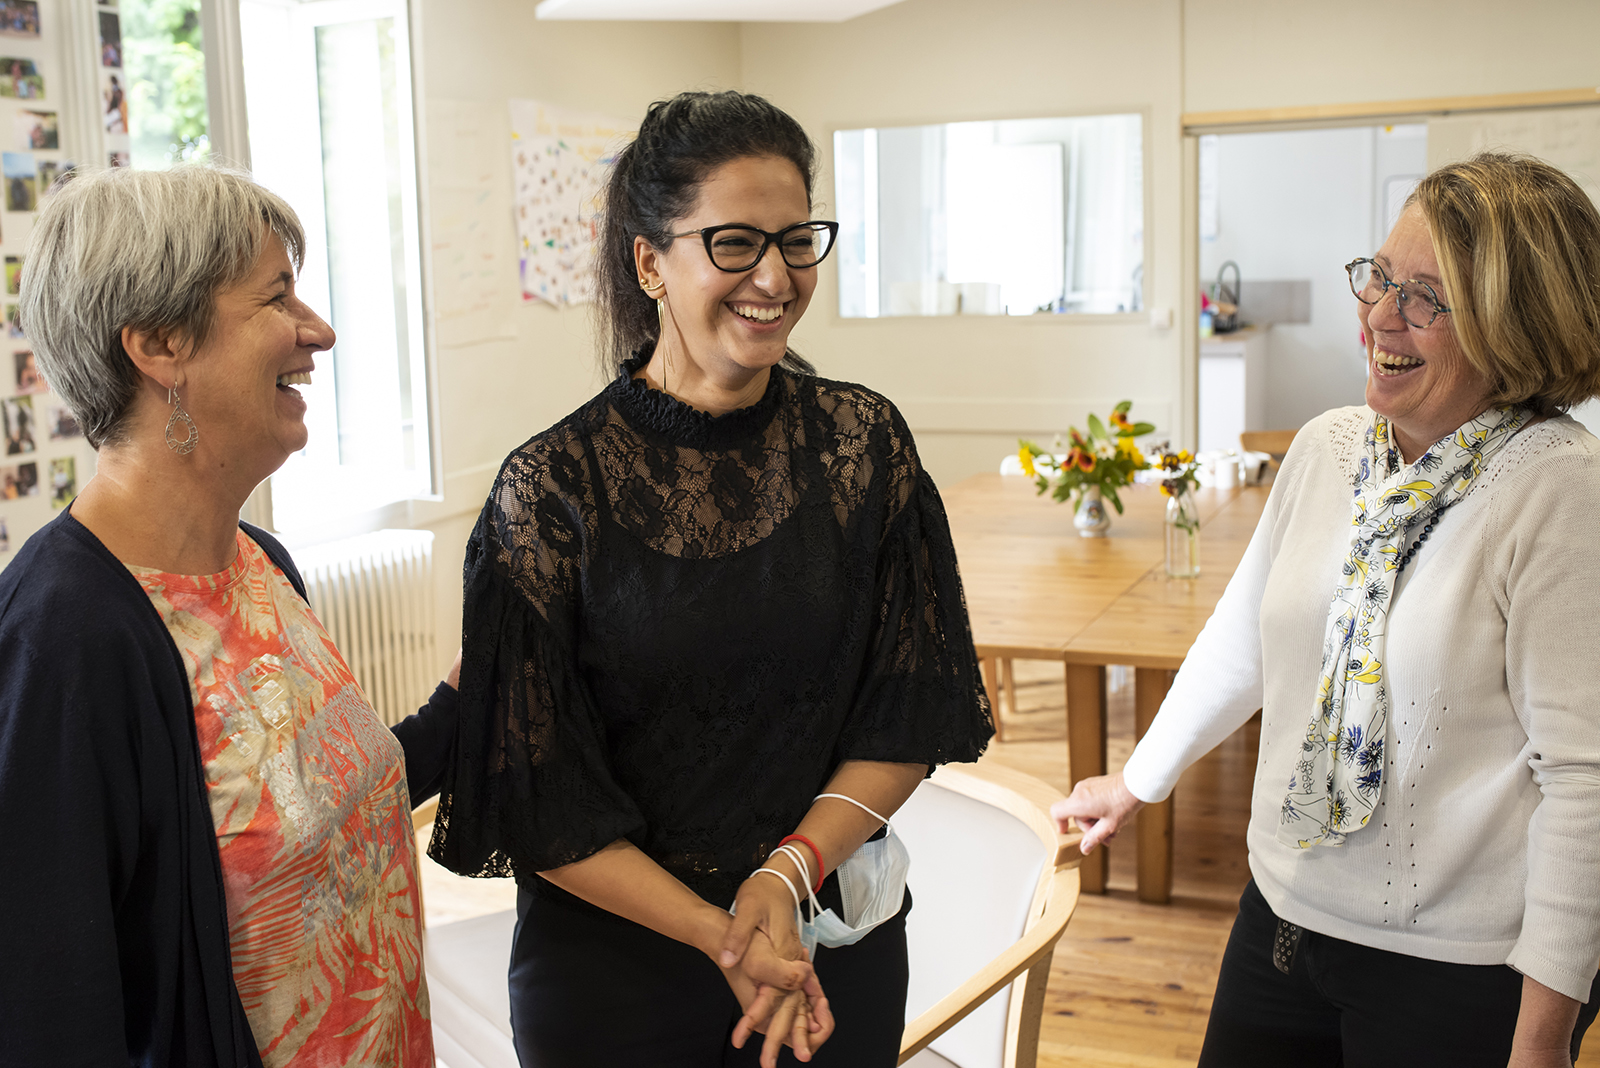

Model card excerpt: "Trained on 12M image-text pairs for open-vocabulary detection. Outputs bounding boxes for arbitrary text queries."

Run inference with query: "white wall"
[406,1,741,660]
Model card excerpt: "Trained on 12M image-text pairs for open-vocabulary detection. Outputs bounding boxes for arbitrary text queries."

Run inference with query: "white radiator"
[291,529,438,726]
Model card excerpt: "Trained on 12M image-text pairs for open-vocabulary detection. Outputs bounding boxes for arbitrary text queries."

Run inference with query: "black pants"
[507,874,911,1068]
[1199,880,1600,1067]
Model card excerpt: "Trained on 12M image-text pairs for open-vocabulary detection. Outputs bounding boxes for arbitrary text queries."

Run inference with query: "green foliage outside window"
[123,0,210,167]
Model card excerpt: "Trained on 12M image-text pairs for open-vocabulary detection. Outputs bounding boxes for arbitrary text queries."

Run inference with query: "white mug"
[1215,455,1239,489]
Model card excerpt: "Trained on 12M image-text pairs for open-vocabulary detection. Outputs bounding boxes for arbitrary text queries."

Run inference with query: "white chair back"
[896,778,1050,1068]
[425,909,519,1068]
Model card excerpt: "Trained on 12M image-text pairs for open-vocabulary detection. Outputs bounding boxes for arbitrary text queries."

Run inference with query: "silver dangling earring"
[165,384,198,454]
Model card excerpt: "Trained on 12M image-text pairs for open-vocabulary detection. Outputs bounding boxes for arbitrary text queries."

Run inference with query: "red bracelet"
[778,834,825,893]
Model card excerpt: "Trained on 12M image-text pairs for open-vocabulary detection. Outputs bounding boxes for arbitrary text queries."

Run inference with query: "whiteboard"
[1427,104,1600,207]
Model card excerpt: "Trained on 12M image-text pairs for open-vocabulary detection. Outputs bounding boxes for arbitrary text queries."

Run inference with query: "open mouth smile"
[729,302,785,325]
[276,371,312,394]
[1372,347,1424,378]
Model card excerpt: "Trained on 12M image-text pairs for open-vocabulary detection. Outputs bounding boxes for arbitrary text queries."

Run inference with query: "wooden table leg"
[1134,667,1176,904]
[1064,663,1107,893]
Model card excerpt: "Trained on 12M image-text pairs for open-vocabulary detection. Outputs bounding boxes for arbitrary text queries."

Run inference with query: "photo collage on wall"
[99,1,127,168]
[0,0,93,566]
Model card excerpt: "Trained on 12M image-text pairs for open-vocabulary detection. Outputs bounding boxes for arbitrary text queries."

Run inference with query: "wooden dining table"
[942,474,1270,903]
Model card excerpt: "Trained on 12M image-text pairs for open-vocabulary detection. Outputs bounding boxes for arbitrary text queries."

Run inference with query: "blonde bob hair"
[1411,152,1600,415]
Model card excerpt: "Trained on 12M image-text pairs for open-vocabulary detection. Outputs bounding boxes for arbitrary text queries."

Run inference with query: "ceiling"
[533,0,907,20]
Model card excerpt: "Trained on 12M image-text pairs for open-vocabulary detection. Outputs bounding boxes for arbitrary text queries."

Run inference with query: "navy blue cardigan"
[0,509,456,1067]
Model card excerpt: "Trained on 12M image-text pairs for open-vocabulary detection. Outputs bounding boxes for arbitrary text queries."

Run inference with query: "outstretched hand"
[1050,771,1144,854]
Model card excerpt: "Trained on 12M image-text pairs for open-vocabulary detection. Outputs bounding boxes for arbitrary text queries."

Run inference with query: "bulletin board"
[0,0,98,572]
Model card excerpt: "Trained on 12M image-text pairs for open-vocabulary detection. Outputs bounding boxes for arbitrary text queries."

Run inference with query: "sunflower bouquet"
[1018,401,1156,514]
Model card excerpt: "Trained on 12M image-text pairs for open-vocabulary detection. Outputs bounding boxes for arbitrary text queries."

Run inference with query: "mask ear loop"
[814,792,894,836]
[774,843,822,922]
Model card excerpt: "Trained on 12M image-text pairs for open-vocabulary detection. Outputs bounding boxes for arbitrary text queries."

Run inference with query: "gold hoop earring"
[165,385,198,454]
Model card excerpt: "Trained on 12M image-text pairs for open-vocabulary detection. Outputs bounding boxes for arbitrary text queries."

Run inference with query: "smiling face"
[178,232,334,478]
[1360,203,1493,461]
[638,154,817,390]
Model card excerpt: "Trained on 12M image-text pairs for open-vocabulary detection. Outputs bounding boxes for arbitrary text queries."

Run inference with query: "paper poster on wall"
[0,56,41,98]
[48,455,73,508]
[2,394,33,454]
[15,108,54,148]
[0,2,40,38]
[508,100,631,307]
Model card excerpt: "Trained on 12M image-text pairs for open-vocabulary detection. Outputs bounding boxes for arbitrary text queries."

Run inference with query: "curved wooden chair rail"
[899,763,1084,1068]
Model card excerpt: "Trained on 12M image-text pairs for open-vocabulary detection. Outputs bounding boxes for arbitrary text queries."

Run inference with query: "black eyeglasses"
[1345,258,1452,330]
[666,221,839,272]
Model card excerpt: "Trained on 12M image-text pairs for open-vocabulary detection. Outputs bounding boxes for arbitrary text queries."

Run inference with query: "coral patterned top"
[128,531,432,1068]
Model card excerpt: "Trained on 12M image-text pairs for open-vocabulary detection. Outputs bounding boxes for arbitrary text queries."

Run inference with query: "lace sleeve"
[838,420,994,768]
[428,446,646,878]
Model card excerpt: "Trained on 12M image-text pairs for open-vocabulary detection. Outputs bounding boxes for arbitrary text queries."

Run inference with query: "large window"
[240,0,430,531]
[97,0,434,533]
[834,114,1145,317]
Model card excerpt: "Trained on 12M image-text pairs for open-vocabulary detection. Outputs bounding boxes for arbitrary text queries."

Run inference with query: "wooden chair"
[1239,429,1298,470]
[898,763,1081,1068]
[412,765,1080,1068]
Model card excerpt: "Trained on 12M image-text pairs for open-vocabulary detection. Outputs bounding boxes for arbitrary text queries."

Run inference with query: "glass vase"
[1074,486,1112,538]
[1164,488,1200,578]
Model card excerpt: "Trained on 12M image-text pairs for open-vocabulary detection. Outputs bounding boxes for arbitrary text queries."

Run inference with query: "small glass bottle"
[1164,488,1200,578]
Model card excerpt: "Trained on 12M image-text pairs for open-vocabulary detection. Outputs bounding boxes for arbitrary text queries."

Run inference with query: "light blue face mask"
[788,794,912,957]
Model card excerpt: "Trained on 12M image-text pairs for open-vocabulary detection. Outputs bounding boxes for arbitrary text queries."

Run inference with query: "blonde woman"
[1059,153,1600,1067]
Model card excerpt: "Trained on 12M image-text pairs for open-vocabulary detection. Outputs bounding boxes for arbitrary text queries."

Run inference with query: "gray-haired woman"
[0,165,457,1067]
[1058,152,1600,1068]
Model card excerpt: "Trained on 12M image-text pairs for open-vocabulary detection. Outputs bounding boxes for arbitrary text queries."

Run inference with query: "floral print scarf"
[1278,405,1531,848]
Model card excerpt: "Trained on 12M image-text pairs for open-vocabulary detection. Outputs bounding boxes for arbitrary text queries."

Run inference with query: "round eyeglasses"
[1345,258,1452,330]
[666,221,840,273]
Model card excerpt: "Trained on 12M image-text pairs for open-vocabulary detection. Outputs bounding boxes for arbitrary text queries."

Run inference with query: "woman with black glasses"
[429,90,992,1068]
[1057,152,1600,1068]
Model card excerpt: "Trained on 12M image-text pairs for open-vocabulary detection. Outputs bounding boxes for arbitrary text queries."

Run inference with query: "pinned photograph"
[4,255,21,295]
[38,158,60,193]
[2,394,32,455]
[4,302,21,338]
[103,72,127,133]
[99,11,120,66]
[48,455,73,508]
[48,404,79,440]
[108,150,129,168]
[0,515,8,552]
[1,459,36,498]
[3,153,35,211]
[0,56,41,98]
[16,108,54,150]
[0,2,39,38]
[13,349,43,394]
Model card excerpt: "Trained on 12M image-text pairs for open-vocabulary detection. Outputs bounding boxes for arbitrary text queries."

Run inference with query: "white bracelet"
[750,866,802,913]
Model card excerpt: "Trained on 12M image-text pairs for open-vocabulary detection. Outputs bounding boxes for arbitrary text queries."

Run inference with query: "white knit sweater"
[1122,405,1600,1002]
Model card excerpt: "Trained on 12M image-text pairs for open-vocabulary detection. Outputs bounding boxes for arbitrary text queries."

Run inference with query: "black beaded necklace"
[1395,519,1436,575]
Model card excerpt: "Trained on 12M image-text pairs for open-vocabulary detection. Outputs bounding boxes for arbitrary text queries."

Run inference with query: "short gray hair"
[19,165,306,448]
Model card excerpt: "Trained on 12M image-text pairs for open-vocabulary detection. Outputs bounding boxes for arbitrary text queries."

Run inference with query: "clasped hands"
[713,865,834,1067]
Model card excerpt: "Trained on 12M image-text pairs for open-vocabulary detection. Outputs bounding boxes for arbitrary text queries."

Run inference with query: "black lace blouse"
[429,355,993,907]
